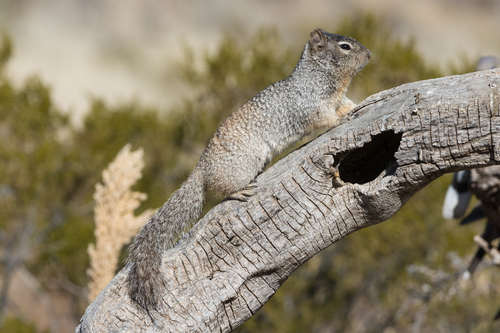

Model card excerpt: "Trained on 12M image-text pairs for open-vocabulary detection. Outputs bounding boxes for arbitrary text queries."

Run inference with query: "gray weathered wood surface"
[76,69,500,332]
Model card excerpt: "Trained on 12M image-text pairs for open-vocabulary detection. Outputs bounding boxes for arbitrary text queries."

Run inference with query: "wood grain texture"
[76,69,500,332]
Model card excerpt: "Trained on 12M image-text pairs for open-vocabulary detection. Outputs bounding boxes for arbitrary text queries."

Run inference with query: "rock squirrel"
[127,29,371,310]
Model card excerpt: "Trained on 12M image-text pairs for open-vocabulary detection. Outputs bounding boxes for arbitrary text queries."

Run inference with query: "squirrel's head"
[306,29,371,80]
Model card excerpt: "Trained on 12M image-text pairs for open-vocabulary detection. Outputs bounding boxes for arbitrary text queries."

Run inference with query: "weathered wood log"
[76,69,500,332]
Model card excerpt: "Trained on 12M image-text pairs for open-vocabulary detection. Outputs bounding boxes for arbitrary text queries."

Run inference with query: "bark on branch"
[76,69,500,332]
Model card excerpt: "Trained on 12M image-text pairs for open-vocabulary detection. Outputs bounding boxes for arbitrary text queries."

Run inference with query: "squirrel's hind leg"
[227,183,258,201]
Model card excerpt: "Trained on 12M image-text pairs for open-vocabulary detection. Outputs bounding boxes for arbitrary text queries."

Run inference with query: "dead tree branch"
[76,69,500,332]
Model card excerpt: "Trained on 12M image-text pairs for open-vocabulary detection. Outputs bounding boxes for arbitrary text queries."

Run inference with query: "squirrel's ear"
[309,29,326,51]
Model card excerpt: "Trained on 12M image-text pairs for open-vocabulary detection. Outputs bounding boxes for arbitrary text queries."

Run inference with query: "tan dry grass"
[87,144,155,302]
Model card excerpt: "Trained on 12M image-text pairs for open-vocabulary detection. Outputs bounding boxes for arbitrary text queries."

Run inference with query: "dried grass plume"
[87,144,155,302]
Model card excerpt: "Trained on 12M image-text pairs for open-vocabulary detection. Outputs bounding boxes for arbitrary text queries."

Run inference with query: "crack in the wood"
[232,218,262,269]
[206,232,231,263]
[236,215,257,245]
[238,287,256,316]
[189,300,203,323]
[223,303,234,332]
[271,212,295,245]
[167,290,196,326]
[221,295,237,305]
[214,309,225,333]
[192,247,206,278]
[256,202,282,254]
[286,248,302,268]
[243,282,264,307]
[281,180,308,212]
[215,278,239,314]
[290,177,327,246]
[278,182,305,222]
[308,155,329,172]
[348,96,385,116]
[194,281,217,318]
[309,214,328,248]
[168,263,184,293]
[217,219,235,244]
[302,162,336,193]
[182,253,198,282]
[180,259,191,286]
[197,238,217,280]
[214,220,236,265]
[256,272,279,293]
[342,190,359,231]
[274,199,302,236]
[304,196,328,240]
[232,240,259,273]
[292,176,311,197]
[300,164,324,184]
[246,207,279,257]
[329,198,345,237]
[280,204,314,258]
[245,263,283,294]
[309,186,331,196]
[226,301,237,325]
[313,195,339,240]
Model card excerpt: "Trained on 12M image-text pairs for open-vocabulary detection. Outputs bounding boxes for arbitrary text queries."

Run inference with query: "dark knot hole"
[337,130,403,184]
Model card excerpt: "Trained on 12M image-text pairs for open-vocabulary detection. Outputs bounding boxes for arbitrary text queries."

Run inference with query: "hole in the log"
[337,130,403,184]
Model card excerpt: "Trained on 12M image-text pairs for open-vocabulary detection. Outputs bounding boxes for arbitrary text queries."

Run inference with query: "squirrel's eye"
[340,43,351,50]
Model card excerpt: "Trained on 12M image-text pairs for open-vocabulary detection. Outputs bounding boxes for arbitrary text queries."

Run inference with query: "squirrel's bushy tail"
[127,167,205,309]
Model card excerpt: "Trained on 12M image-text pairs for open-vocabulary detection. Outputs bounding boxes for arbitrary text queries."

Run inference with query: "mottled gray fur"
[127,29,371,310]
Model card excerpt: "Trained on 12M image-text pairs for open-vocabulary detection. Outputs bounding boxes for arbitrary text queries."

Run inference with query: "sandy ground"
[0,0,499,124]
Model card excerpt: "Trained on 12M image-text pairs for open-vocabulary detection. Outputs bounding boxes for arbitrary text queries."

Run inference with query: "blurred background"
[2,0,500,125]
[1,0,500,332]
